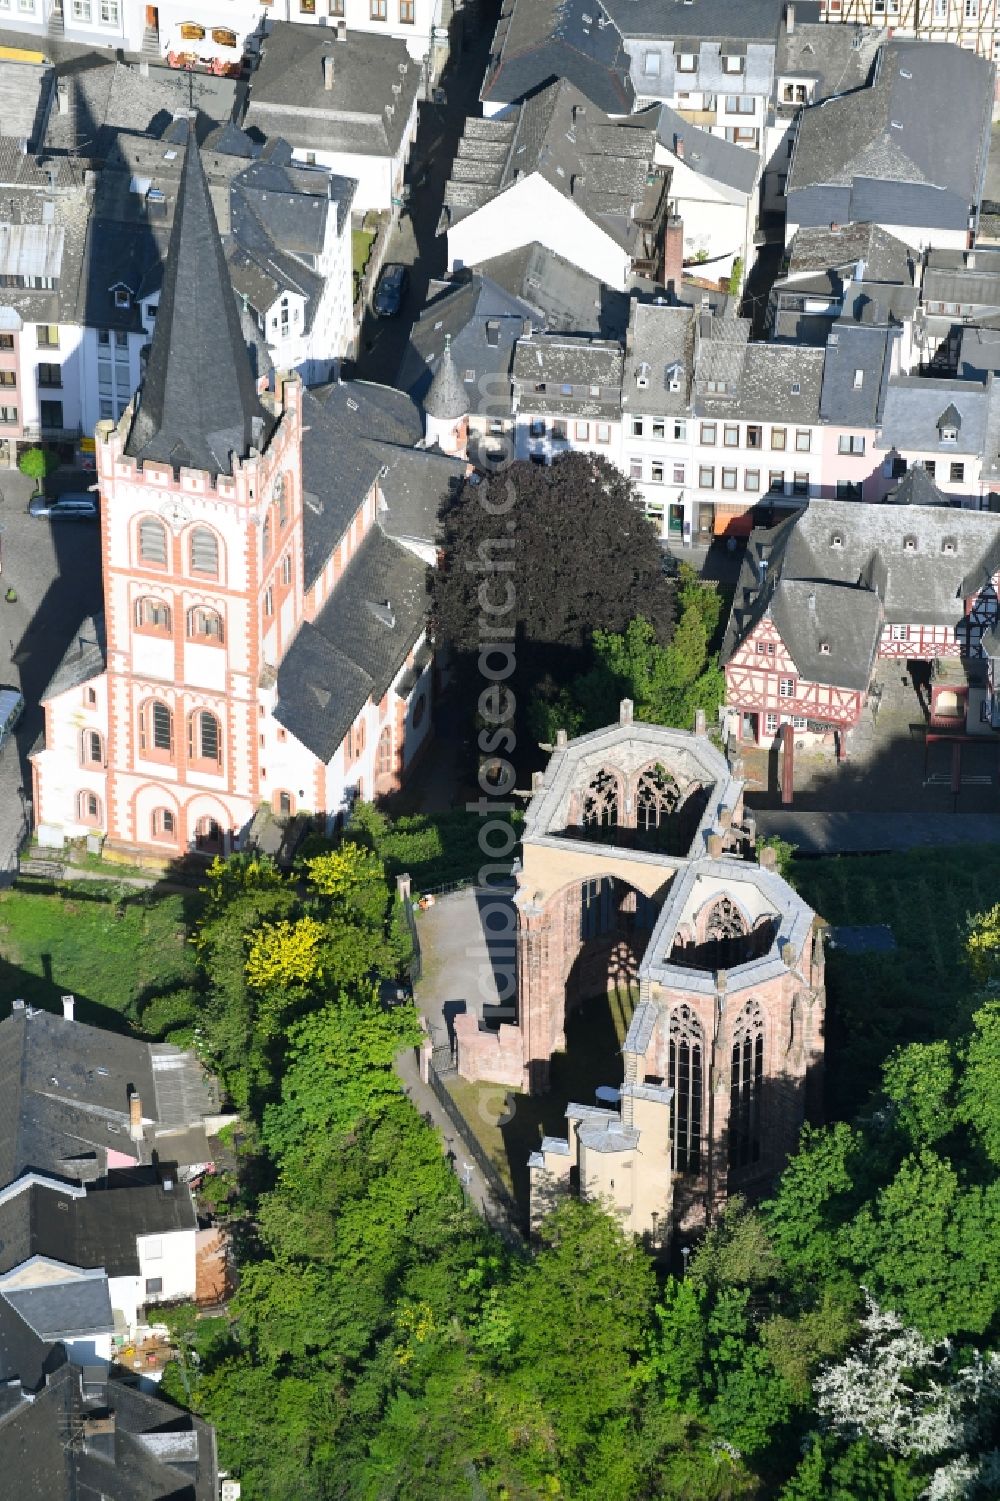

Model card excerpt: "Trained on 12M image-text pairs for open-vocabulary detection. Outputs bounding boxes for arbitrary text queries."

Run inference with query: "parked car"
[27,493,98,520]
[373,263,408,318]
[0,686,23,755]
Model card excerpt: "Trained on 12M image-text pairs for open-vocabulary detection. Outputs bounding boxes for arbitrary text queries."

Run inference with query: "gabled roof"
[603,0,788,42]
[0,1359,217,1499]
[787,40,993,229]
[818,323,895,427]
[442,79,663,256]
[481,0,635,114]
[880,376,989,456]
[40,614,105,705]
[475,242,629,335]
[0,1007,218,1192]
[125,128,274,477]
[723,500,1000,690]
[657,104,760,197]
[274,525,430,763]
[245,22,420,161]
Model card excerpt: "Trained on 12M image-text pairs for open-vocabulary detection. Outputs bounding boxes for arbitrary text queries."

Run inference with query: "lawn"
[352,227,375,299]
[0,878,201,1033]
[791,844,1000,1118]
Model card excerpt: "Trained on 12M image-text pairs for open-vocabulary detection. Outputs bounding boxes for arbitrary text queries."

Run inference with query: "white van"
[0,687,24,754]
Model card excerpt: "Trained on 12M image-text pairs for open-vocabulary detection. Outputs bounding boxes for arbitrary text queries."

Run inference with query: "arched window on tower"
[189,527,219,578]
[729,999,764,1170]
[669,1004,704,1174]
[581,767,619,829]
[138,516,167,567]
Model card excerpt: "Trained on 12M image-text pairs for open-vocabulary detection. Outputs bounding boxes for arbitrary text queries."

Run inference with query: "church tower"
[95,125,305,855]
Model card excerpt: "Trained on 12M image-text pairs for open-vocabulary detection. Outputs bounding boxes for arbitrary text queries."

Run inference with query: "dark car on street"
[28,493,98,520]
[373,263,409,318]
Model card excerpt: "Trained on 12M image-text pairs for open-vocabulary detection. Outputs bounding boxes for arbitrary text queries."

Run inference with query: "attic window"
[940,426,958,443]
[819,641,831,654]
[464,369,476,383]
[485,319,500,347]
[790,382,800,395]
[890,120,903,130]
[636,361,650,388]
[903,535,917,552]
[114,287,131,309]
[942,538,957,555]
[830,532,844,548]
[180,21,205,39]
[853,369,864,389]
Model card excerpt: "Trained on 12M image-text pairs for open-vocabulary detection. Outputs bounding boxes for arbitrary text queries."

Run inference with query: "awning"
[713,503,754,538]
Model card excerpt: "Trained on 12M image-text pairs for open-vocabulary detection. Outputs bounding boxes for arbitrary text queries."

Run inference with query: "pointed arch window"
[729,999,764,1170]
[669,1004,704,1175]
[636,763,680,830]
[376,724,394,776]
[581,767,619,828]
[704,895,749,967]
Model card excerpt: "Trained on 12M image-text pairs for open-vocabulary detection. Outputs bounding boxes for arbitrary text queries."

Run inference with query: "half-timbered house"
[722,495,1000,747]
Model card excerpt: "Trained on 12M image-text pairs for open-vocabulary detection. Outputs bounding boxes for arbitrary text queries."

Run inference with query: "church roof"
[423,335,469,421]
[124,124,274,477]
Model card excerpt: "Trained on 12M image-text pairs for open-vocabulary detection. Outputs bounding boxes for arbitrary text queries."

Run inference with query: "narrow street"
[348,0,500,387]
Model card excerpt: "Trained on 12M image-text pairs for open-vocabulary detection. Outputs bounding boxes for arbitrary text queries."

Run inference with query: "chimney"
[707,833,724,858]
[694,707,707,735]
[128,1091,143,1143]
[61,994,75,1022]
[663,213,684,301]
[337,17,347,39]
[323,53,335,90]
[555,728,568,747]
[786,1,795,34]
[760,845,778,871]
[620,697,634,725]
[674,133,685,160]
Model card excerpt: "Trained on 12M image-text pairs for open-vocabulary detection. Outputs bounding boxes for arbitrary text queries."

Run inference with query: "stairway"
[140,25,160,62]
[47,5,65,38]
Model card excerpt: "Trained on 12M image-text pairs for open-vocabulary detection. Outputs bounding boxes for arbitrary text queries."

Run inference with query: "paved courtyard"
[413,885,516,1058]
[0,470,103,878]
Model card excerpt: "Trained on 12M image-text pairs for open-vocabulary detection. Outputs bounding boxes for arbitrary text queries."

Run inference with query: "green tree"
[882,1040,955,1147]
[18,444,57,493]
[956,1000,1000,1166]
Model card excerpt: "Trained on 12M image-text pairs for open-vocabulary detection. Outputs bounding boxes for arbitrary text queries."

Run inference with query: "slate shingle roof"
[723,499,1000,691]
[274,525,431,763]
[125,128,274,477]
[787,40,994,233]
[481,0,635,114]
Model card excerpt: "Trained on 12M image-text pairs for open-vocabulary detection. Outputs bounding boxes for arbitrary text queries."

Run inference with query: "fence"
[426,1059,524,1241]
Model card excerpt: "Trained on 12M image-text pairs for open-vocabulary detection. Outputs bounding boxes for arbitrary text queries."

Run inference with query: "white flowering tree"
[812,1295,1000,1498]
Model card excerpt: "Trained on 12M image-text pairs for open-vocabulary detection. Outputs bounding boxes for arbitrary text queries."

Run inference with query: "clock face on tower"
[159,497,192,532]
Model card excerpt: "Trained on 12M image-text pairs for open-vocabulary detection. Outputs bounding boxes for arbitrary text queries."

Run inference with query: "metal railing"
[426,1059,524,1239]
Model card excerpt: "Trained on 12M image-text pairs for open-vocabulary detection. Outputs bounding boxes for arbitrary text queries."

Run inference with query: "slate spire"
[424,334,468,421]
[125,123,273,476]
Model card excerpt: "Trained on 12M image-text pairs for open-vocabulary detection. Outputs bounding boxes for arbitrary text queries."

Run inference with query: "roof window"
[903,535,917,552]
[830,531,844,548]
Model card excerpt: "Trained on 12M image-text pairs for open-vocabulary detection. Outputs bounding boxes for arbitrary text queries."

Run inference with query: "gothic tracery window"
[729,999,764,1170]
[636,763,680,830]
[581,767,620,828]
[669,1005,704,1174]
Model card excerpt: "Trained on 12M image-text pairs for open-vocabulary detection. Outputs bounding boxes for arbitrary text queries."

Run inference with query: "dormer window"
[940,426,958,443]
[830,532,844,548]
[677,51,697,72]
[819,641,831,655]
[942,538,957,555]
[113,287,131,310]
[853,369,864,390]
[903,535,917,552]
[636,361,650,389]
[722,53,744,74]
